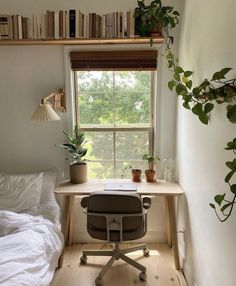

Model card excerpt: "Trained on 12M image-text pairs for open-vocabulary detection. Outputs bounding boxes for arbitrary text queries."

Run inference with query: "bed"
[0,168,64,286]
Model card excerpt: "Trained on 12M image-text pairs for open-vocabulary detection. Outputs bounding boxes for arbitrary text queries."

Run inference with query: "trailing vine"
[160,6,236,222]
[134,0,236,221]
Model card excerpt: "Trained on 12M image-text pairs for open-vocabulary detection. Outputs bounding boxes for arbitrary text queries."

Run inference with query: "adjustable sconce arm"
[41,89,66,112]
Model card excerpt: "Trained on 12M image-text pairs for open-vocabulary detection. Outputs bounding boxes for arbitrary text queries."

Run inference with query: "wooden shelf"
[0,37,164,46]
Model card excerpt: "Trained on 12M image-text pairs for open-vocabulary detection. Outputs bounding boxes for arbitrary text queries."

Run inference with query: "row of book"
[0,9,136,40]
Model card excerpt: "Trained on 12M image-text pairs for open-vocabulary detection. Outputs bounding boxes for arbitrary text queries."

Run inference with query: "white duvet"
[0,210,63,286]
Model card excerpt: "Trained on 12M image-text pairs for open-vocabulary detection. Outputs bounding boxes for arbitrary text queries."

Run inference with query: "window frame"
[73,70,156,178]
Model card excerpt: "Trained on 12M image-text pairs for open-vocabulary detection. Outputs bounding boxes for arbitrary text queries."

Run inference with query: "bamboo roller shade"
[70,50,157,70]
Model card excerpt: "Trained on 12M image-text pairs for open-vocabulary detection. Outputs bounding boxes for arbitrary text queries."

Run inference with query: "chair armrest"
[143,197,151,209]
[81,196,88,208]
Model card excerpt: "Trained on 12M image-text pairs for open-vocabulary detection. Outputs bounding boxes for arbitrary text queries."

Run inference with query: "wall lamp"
[31,89,65,122]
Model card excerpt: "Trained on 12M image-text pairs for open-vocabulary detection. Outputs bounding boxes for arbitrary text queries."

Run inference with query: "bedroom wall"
[0,0,182,243]
[176,1,236,286]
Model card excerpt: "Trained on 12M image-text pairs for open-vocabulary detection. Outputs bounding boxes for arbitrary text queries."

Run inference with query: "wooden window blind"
[70,50,157,70]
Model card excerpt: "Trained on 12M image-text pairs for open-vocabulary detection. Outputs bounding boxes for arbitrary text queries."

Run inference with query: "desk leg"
[164,197,172,248]
[166,195,180,270]
[58,195,74,268]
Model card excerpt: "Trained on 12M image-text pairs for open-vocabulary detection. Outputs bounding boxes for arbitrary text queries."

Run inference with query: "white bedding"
[0,210,63,286]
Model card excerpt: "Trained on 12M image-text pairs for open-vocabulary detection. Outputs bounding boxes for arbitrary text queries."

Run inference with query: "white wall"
[177,1,236,286]
[0,0,182,243]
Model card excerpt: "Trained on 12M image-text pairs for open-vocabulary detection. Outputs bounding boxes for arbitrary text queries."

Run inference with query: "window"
[71,51,157,179]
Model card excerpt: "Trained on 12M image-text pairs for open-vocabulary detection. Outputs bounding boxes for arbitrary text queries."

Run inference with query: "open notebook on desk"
[104,182,137,192]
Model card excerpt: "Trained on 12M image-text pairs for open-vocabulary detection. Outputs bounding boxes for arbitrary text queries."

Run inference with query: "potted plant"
[57,125,89,184]
[143,154,160,182]
[134,0,180,37]
[121,164,142,182]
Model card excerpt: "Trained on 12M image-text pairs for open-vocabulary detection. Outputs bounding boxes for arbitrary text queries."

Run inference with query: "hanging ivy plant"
[134,0,236,221]
[165,48,236,221]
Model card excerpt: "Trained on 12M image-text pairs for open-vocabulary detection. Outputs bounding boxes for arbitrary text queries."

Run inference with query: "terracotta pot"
[70,162,87,184]
[132,169,142,182]
[145,170,156,182]
[150,22,163,37]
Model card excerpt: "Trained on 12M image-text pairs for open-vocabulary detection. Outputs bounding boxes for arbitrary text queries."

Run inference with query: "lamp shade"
[31,102,60,122]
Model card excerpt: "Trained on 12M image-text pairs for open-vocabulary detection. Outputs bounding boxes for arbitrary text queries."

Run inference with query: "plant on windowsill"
[121,164,142,182]
[134,0,180,43]
[143,154,160,182]
[57,125,89,184]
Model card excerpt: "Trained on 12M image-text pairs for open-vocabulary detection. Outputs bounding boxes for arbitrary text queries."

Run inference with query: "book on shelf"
[0,15,9,39]
[0,8,139,41]
[69,9,75,38]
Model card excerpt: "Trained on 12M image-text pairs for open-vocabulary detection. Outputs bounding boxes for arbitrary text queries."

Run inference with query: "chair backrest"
[84,191,147,242]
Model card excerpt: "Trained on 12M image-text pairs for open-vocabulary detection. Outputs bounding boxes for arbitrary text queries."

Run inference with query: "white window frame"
[73,70,156,178]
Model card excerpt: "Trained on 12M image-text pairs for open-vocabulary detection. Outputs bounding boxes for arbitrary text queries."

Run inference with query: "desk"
[55,179,183,270]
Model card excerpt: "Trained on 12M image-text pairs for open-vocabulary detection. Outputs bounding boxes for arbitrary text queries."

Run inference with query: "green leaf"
[198,111,209,125]
[204,103,214,114]
[176,84,187,95]
[183,102,191,109]
[192,87,200,97]
[214,193,226,206]
[186,80,193,90]
[221,203,232,212]
[225,140,236,150]
[192,103,202,115]
[168,80,176,91]
[173,11,180,16]
[212,68,232,81]
[184,71,193,77]
[225,170,234,183]
[209,203,215,209]
[226,104,236,123]
[174,72,181,81]
[168,60,173,68]
[182,76,188,85]
[226,161,234,170]
[175,66,184,74]
[230,184,236,194]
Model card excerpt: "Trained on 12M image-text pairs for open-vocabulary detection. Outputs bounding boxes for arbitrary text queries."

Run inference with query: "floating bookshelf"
[0,37,164,46]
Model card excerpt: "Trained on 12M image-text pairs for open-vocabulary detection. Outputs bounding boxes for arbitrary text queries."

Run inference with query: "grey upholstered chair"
[80,191,151,286]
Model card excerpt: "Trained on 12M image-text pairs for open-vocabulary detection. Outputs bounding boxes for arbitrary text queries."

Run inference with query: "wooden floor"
[51,243,187,286]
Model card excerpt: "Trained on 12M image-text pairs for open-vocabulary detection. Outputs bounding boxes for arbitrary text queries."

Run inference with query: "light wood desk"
[55,179,183,270]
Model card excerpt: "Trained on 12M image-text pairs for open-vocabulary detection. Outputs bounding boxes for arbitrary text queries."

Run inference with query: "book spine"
[129,9,135,37]
[92,13,96,38]
[54,11,59,39]
[59,10,63,38]
[69,9,76,38]
[75,9,80,38]
[89,13,92,38]
[65,10,70,39]
[0,15,9,39]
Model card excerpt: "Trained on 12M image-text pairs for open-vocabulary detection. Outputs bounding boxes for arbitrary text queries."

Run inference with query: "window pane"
[114,71,151,92]
[85,131,114,160]
[114,71,151,125]
[87,161,114,179]
[115,92,150,124]
[116,131,149,160]
[78,71,113,125]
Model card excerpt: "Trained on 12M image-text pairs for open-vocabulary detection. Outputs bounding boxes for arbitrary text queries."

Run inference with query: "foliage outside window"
[75,70,154,179]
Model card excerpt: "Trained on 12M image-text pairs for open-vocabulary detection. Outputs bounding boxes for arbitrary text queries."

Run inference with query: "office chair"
[80,191,151,286]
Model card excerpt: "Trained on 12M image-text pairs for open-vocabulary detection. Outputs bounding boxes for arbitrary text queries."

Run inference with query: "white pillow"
[0,172,43,212]
[40,168,57,204]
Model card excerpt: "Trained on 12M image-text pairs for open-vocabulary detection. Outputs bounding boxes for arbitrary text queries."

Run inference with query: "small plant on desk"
[143,154,160,182]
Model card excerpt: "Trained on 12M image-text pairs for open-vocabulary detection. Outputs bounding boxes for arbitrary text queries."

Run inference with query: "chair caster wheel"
[95,277,103,286]
[143,248,150,257]
[80,255,87,264]
[139,271,147,281]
